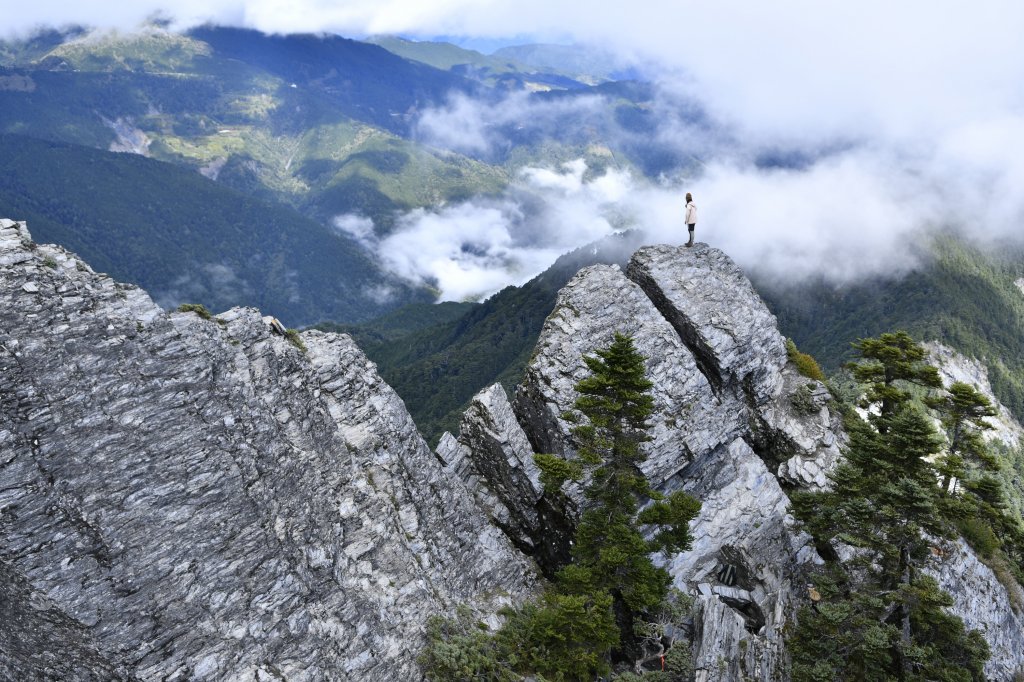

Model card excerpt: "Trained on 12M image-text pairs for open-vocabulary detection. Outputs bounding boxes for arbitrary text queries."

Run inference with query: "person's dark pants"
[686,224,695,246]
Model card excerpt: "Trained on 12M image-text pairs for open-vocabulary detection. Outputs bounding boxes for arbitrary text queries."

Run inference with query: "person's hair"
[685,192,693,202]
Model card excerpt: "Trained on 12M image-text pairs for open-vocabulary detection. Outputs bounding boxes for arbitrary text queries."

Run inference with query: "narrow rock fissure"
[623,262,725,396]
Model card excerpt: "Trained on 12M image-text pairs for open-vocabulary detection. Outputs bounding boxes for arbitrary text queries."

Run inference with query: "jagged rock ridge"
[0,219,536,680]
[445,242,1024,681]
[3,218,1022,681]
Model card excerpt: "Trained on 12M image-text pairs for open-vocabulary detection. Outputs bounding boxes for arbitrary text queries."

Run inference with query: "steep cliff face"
[926,341,1024,679]
[448,244,843,680]
[446,243,1024,680]
[0,219,536,680]
[927,341,1024,449]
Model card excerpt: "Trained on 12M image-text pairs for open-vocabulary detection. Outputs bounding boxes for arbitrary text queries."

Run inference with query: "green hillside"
[492,44,636,83]
[0,134,428,325]
[0,28,509,231]
[366,36,521,76]
[760,234,1024,422]
[365,36,593,91]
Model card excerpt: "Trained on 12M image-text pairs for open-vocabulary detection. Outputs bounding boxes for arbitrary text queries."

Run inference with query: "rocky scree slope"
[0,219,536,680]
[440,243,1024,681]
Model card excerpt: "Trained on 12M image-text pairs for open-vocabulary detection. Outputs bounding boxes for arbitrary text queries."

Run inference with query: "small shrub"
[41,256,57,269]
[790,383,819,416]
[786,339,825,381]
[176,303,212,321]
[285,328,307,353]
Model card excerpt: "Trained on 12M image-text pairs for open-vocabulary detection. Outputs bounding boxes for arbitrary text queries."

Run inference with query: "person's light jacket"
[685,202,697,225]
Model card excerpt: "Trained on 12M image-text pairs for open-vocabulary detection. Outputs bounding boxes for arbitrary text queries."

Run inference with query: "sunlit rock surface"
[0,219,536,681]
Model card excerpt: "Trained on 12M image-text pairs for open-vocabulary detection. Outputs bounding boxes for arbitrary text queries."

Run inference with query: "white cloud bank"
[343,128,1024,301]
[7,1,1023,148]
[7,0,1024,295]
[336,159,633,301]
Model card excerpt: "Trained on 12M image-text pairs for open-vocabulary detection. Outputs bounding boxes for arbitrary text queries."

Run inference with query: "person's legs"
[686,225,695,247]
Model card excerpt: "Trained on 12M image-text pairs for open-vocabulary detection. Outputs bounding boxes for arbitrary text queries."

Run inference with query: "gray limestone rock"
[931,539,1024,680]
[666,438,804,681]
[447,383,577,568]
[0,559,134,681]
[926,341,1024,448]
[493,246,843,674]
[5,216,1021,681]
[0,221,536,680]
[512,263,736,489]
[626,244,786,406]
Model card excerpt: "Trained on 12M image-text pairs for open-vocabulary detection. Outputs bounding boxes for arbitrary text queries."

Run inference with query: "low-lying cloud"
[335,159,635,301]
[343,118,1024,301]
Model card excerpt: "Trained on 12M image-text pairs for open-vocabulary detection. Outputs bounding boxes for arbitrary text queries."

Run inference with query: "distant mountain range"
[0,25,673,324]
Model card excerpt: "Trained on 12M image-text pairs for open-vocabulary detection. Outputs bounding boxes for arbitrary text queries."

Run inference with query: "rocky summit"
[444,243,1024,681]
[2,221,1023,681]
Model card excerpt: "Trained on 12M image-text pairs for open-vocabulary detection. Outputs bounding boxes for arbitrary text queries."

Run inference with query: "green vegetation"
[0,134,428,326]
[0,26,509,239]
[421,334,700,680]
[763,234,1024,425]
[313,301,476,346]
[176,303,213,320]
[785,338,825,381]
[284,328,307,353]
[366,36,526,83]
[787,331,1024,680]
[535,334,702,615]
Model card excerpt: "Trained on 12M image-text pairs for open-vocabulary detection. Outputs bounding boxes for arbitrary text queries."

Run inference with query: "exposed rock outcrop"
[446,243,844,680]
[924,341,1024,679]
[926,341,1024,448]
[446,243,1022,680]
[0,219,536,680]
[5,219,1022,681]
[933,539,1024,679]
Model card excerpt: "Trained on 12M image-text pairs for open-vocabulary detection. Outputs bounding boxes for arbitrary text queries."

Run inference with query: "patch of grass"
[176,302,213,320]
[285,328,307,353]
[957,516,1000,558]
[790,383,819,416]
[786,338,825,381]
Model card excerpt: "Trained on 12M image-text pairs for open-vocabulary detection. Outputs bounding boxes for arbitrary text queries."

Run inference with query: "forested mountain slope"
[760,235,1024,423]
[0,134,427,325]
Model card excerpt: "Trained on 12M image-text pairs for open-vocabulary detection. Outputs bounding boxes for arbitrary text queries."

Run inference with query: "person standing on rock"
[684,192,698,247]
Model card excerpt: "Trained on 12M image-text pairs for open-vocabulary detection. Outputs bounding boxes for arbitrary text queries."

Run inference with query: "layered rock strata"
[4,218,1022,681]
[0,219,536,680]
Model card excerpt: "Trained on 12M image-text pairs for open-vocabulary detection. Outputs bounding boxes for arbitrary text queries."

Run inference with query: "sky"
[5,0,1024,299]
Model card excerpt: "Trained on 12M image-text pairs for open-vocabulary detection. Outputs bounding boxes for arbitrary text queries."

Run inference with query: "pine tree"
[791,332,989,681]
[848,331,942,431]
[422,333,700,681]
[535,332,701,668]
[931,381,997,494]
